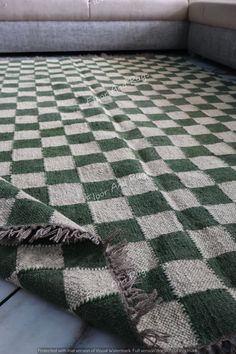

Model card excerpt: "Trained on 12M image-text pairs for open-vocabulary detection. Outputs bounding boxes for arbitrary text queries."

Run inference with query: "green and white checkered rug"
[0,54,236,352]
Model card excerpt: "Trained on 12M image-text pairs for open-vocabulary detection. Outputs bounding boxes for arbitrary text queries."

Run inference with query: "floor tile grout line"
[0,287,21,307]
[67,322,89,352]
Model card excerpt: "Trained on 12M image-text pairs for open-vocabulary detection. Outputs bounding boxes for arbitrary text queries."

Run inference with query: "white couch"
[0,0,235,69]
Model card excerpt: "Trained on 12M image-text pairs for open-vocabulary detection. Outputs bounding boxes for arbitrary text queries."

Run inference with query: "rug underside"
[0,54,236,352]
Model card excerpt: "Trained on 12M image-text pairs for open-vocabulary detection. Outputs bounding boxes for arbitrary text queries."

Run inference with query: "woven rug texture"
[0,54,236,352]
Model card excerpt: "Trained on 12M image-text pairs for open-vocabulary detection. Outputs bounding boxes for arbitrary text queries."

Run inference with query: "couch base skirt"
[188,23,236,70]
[0,21,188,53]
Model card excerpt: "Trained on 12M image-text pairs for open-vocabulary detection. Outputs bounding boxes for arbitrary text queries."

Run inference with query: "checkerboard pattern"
[0,54,236,352]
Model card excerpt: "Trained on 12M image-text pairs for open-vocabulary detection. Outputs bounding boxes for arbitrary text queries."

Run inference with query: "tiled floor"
[0,278,131,353]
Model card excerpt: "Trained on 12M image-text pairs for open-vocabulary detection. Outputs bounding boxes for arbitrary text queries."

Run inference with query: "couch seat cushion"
[90,0,188,21]
[0,0,89,21]
[189,0,236,31]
